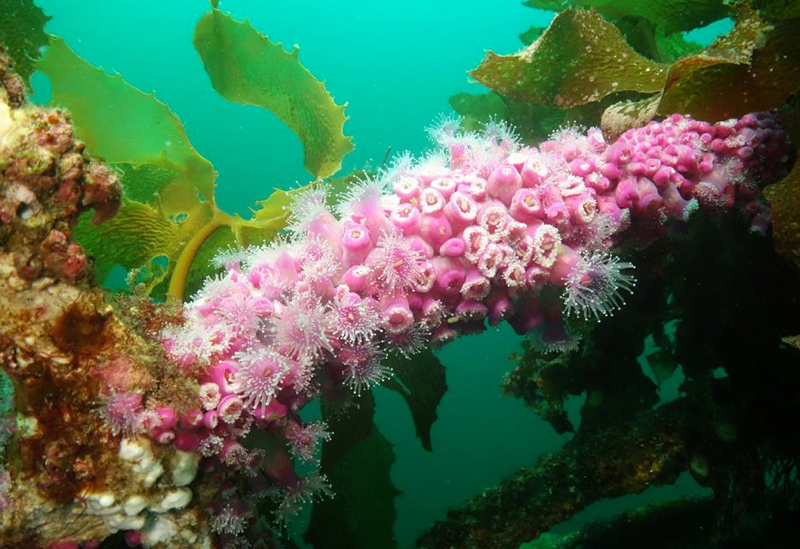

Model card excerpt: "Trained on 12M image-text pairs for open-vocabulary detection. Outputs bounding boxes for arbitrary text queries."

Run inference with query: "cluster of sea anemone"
[122,111,787,535]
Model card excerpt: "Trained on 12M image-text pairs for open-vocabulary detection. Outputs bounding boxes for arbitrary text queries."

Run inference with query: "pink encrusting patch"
[157,111,789,524]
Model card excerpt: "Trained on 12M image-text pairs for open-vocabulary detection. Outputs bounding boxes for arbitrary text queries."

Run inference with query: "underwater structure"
[2,0,800,548]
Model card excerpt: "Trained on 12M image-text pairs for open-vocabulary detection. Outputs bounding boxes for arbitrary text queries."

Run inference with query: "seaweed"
[0,0,50,82]
[194,8,353,180]
[35,9,355,301]
[463,1,800,141]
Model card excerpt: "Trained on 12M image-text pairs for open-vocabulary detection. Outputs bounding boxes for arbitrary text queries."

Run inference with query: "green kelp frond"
[523,0,728,34]
[0,0,50,81]
[36,37,222,299]
[471,4,800,137]
[36,38,343,301]
[306,393,400,549]
[471,10,668,109]
[194,8,353,180]
[657,4,800,121]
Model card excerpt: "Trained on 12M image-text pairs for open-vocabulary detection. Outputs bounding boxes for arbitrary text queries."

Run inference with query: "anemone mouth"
[562,251,636,321]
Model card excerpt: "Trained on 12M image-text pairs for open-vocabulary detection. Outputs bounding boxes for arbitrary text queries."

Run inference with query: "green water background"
[29,1,731,546]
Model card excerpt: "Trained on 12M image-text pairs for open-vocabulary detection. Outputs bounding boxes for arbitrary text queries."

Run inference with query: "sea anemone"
[560,250,635,321]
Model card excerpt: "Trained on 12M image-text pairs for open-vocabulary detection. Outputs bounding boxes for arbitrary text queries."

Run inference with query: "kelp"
[764,161,800,270]
[384,349,448,452]
[37,37,221,298]
[36,7,356,301]
[194,8,353,180]
[470,10,668,109]
[305,393,400,549]
[0,0,50,81]
[657,6,800,120]
[523,0,728,34]
[469,2,800,139]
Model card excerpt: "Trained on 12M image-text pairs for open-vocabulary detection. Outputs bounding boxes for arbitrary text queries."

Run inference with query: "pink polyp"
[407,235,435,258]
[203,409,219,430]
[461,267,491,301]
[549,245,580,285]
[634,177,663,214]
[175,431,201,452]
[393,176,421,201]
[444,191,479,227]
[528,223,561,268]
[420,187,446,214]
[342,221,372,254]
[390,203,421,235]
[415,260,436,292]
[544,201,570,224]
[273,251,298,286]
[440,237,466,257]
[421,297,445,324]
[479,203,511,241]
[251,297,274,316]
[595,194,628,227]
[253,399,288,422]
[511,233,534,265]
[710,138,726,153]
[179,409,204,430]
[125,531,143,548]
[487,164,523,204]
[220,440,247,466]
[566,193,597,224]
[449,142,467,167]
[604,142,632,165]
[569,158,595,178]
[477,243,502,278]
[343,265,371,292]
[306,211,342,252]
[501,261,526,290]
[643,158,661,177]
[462,226,490,262]
[487,290,514,326]
[430,176,457,198]
[599,161,623,180]
[217,394,244,424]
[509,188,543,222]
[738,146,754,160]
[614,177,639,209]
[419,212,453,249]
[661,182,695,220]
[434,256,467,295]
[455,300,488,321]
[154,429,176,445]
[381,295,415,333]
[198,382,222,411]
[586,127,606,152]
[520,154,549,187]
[466,175,488,200]
[430,324,458,347]
[210,361,238,395]
[585,172,612,192]
[653,166,673,186]
[155,406,177,430]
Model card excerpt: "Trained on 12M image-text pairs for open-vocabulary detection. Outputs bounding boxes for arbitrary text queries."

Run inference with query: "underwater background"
[15,1,743,547]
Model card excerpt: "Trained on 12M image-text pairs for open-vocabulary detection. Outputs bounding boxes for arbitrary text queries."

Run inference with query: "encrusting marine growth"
[149,111,787,541]
[0,38,792,542]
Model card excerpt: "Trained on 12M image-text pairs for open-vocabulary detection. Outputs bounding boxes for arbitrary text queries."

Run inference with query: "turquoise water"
[29,2,729,546]
[34,0,549,215]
